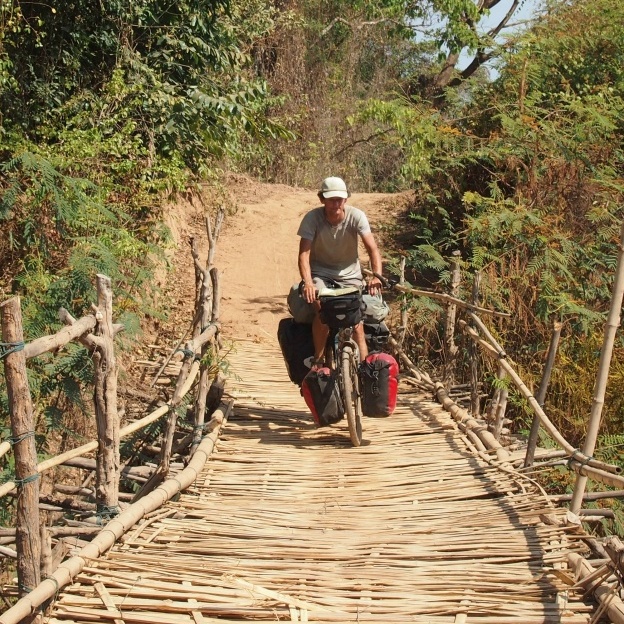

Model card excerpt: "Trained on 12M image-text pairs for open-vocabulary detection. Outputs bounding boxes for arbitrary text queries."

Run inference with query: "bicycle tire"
[341,346,363,447]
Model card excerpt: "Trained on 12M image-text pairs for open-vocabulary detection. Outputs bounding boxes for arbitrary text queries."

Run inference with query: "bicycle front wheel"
[341,347,363,447]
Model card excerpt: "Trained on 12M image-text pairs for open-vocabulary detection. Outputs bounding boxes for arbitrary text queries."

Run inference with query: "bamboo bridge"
[1,334,622,623]
[20,341,610,623]
[3,215,624,623]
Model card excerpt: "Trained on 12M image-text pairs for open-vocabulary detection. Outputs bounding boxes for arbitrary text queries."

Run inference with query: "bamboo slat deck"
[46,339,596,623]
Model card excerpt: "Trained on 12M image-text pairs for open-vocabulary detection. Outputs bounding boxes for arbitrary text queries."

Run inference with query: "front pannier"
[360,352,399,417]
[277,317,315,386]
[319,292,364,328]
[364,321,390,353]
[362,293,390,324]
[301,367,345,427]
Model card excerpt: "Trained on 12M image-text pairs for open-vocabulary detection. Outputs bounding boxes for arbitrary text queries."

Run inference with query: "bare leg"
[312,308,329,362]
[353,323,368,362]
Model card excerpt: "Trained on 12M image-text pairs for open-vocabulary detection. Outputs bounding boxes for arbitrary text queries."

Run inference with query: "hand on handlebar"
[301,281,317,304]
[367,276,383,296]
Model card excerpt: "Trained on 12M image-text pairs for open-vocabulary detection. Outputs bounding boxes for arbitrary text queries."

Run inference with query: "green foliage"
[341,0,624,449]
[350,99,447,184]
[0,0,291,464]
[0,150,162,464]
[596,434,624,468]
[505,0,624,100]
[1,0,286,182]
[427,0,484,54]
[242,0,443,188]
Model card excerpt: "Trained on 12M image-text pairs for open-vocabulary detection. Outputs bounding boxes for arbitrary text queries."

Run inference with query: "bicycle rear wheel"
[341,346,362,446]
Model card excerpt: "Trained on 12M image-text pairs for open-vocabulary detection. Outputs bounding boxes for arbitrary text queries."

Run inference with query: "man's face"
[321,196,347,212]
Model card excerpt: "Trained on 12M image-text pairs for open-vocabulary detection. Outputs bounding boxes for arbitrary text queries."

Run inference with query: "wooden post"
[206,207,225,267]
[492,384,508,441]
[210,267,221,328]
[190,247,214,457]
[191,272,223,453]
[470,272,481,416]
[443,250,461,387]
[570,221,624,514]
[152,208,225,473]
[524,320,563,467]
[188,210,223,457]
[0,297,41,599]
[604,536,624,578]
[92,275,120,516]
[398,256,408,350]
[158,358,193,477]
[487,364,507,440]
[40,527,52,579]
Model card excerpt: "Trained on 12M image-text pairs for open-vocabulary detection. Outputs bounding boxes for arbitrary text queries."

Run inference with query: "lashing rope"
[0,341,25,359]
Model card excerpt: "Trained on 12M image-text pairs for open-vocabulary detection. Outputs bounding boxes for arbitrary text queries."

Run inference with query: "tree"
[427,0,540,89]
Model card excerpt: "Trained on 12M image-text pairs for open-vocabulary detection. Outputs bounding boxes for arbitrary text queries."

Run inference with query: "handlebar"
[299,273,399,300]
[370,272,399,290]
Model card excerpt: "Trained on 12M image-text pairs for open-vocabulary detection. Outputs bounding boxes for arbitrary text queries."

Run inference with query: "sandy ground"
[162,176,406,346]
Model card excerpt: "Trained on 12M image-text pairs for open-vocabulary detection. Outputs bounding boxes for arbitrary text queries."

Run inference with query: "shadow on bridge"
[208,391,586,621]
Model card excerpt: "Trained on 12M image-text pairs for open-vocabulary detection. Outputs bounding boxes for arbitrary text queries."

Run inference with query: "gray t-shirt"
[297,206,371,283]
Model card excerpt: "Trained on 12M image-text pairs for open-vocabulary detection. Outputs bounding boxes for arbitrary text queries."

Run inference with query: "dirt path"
[163,176,405,345]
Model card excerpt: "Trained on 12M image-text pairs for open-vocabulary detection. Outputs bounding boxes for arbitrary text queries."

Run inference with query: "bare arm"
[361,232,383,295]
[298,238,316,303]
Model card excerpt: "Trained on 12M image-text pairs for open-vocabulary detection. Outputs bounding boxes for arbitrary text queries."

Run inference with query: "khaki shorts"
[287,279,324,324]
[287,277,367,324]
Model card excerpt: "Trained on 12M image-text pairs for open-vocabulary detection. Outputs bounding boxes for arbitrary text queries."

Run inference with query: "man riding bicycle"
[295,176,383,366]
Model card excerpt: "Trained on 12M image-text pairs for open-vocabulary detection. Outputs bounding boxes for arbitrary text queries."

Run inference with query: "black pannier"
[301,366,345,426]
[364,321,390,353]
[319,291,364,328]
[277,317,315,386]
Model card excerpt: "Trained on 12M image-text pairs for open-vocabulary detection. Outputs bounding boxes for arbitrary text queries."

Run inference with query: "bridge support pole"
[469,272,481,416]
[189,208,224,457]
[397,257,409,350]
[443,250,461,387]
[1,297,41,602]
[570,221,624,514]
[93,274,120,517]
[524,320,562,467]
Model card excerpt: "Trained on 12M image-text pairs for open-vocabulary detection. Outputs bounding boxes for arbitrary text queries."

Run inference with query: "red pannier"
[360,353,399,417]
[301,367,344,427]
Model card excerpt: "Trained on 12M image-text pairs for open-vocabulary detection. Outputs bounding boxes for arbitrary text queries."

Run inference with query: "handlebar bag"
[319,292,364,328]
[360,352,399,417]
[301,367,345,427]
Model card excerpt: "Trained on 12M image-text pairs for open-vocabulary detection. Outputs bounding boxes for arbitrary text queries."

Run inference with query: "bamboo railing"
[385,237,624,620]
[383,239,624,495]
[0,208,226,607]
[0,400,232,624]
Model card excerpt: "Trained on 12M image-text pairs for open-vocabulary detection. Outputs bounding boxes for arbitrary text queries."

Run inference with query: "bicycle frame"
[324,325,356,368]
[314,272,395,446]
